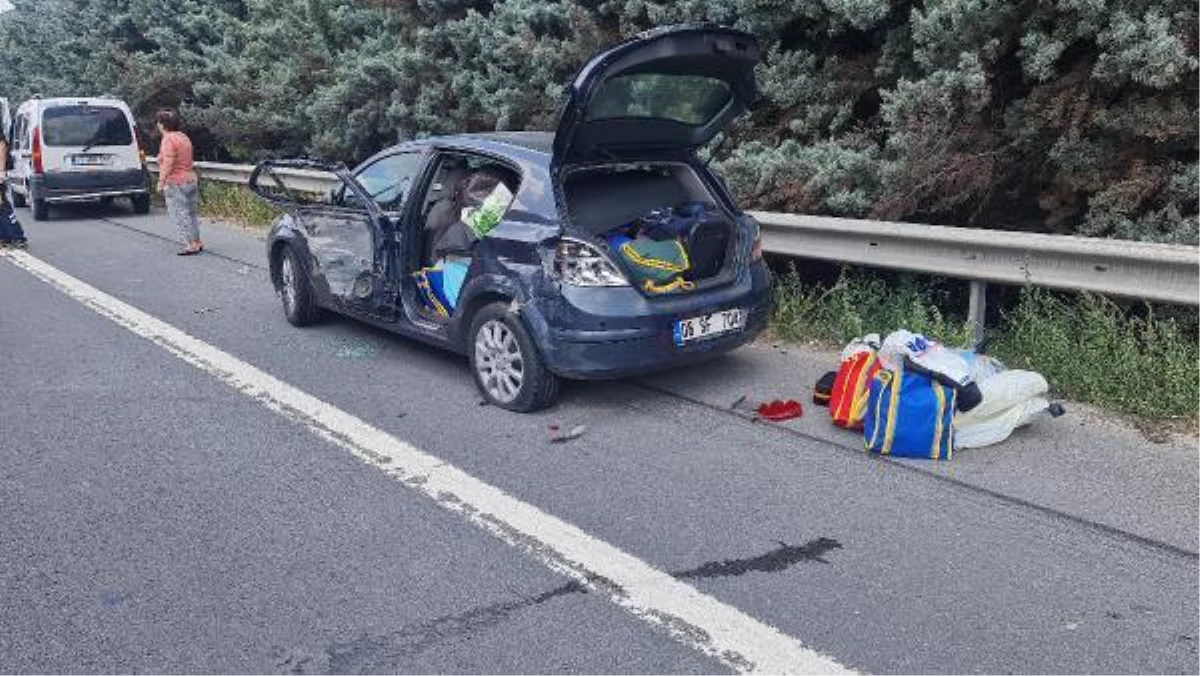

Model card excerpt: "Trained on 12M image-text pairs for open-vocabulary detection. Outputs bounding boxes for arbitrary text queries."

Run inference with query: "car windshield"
[42,105,132,147]
[585,74,732,125]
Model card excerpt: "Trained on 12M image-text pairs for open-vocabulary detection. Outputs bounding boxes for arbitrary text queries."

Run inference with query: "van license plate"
[72,155,110,166]
[674,308,745,346]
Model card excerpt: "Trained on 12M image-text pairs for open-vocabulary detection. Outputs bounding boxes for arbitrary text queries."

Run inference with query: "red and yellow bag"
[830,335,882,430]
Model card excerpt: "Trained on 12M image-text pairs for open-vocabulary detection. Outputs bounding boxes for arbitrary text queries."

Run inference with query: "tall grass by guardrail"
[198,181,281,228]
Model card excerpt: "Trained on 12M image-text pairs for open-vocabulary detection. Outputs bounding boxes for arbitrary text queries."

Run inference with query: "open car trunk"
[563,162,737,294]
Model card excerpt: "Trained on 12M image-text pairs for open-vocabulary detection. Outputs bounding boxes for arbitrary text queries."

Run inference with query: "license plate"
[673,308,745,346]
[72,154,110,166]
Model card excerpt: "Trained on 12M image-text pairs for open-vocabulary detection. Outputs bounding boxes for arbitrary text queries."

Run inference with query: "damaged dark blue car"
[252,24,772,412]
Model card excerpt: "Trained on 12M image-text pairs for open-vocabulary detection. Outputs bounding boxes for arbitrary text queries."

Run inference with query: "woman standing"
[0,130,28,249]
[156,109,202,255]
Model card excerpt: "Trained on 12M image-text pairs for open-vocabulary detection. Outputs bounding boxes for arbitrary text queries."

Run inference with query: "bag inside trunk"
[563,163,735,293]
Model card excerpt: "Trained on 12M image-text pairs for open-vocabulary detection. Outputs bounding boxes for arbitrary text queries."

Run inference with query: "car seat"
[423,163,469,263]
[428,167,513,260]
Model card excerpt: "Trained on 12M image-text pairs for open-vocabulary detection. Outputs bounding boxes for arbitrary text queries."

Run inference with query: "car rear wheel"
[278,245,320,327]
[11,190,26,208]
[469,302,559,412]
[32,198,48,221]
[131,194,150,214]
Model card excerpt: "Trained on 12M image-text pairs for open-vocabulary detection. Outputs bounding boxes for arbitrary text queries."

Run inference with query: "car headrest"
[459,168,514,206]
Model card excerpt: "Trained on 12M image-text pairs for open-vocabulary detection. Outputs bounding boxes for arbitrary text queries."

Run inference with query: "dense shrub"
[0,0,1194,243]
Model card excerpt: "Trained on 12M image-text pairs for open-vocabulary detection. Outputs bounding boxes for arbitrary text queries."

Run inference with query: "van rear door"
[40,103,140,175]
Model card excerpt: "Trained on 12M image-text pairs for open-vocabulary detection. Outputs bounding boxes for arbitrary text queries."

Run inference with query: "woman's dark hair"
[156,109,182,132]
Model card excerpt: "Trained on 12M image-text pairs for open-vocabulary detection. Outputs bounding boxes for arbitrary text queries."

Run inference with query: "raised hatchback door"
[553,23,760,164]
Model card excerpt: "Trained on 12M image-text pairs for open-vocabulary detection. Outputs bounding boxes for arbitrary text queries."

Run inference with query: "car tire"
[11,190,26,208]
[131,194,150,214]
[32,198,48,221]
[468,302,559,412]
[277,245,320,327]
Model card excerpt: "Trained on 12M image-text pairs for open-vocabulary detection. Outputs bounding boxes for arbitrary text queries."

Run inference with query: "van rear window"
[42,106,133,147]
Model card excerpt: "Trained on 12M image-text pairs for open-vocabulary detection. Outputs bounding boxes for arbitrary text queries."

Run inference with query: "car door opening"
[413,153,520,321]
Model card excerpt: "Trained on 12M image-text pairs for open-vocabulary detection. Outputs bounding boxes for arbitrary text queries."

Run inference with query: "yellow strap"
[931,381,946,460]
[643,277,695,294]
[846,354,876,423]
[881,368,902,455]
[866,371,889,451]
[415,272,449,318]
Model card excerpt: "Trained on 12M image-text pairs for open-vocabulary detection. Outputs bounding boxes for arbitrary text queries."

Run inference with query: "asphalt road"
[1,204,1197,674]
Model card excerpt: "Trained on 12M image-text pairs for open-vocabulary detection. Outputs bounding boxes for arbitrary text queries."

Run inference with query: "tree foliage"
[0,0,1194,242]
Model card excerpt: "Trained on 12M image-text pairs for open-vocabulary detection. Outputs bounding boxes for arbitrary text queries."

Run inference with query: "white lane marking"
[3,249,853,675]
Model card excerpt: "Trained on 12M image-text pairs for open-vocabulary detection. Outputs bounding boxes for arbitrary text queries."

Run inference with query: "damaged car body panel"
[257,24,771,412]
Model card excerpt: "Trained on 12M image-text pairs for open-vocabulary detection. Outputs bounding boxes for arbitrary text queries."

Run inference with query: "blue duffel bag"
[862,366,957,460]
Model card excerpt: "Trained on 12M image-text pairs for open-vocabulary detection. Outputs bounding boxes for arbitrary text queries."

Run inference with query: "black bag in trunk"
[682,218,729,281]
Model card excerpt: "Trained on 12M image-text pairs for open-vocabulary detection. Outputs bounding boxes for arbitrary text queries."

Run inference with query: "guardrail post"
[968,280,987,348]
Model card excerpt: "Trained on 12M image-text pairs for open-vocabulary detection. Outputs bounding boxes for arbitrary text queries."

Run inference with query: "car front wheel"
[469,302,559,412]
[278,245,320,326]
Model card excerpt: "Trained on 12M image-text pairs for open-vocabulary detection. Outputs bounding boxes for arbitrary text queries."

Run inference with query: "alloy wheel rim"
[474,319,524,404]
[280,255,297,314]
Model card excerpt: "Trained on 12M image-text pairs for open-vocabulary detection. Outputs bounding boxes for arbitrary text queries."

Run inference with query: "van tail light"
[548,239,628,287]
[31,126,44,174]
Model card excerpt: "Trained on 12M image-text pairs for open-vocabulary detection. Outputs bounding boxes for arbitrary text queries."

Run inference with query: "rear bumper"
[528,261,772,380]
[31,169,149,203]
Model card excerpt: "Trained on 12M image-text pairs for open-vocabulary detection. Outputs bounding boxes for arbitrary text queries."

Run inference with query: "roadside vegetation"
[197,182,280,230]
[771,266,1199,420]
[0,0,1194,245]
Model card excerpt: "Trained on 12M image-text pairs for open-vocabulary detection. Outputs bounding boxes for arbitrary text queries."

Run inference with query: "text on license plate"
[673,308,745,346]
[72,155,110,166]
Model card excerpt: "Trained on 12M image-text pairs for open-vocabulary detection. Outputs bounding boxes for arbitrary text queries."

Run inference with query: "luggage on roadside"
[813,370,836,406]
[862,366,957,460]
[880,330,982,412]
[829,334,882,429]
[954,370,1058,448]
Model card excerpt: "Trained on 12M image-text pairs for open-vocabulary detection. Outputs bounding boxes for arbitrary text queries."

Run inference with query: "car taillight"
[550,239,628,287]
[748,219,763,262]
[31,126,43,174]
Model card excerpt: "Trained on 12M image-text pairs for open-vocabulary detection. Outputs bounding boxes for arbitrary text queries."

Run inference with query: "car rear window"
[42,105,133,147]
[585,74,732,126]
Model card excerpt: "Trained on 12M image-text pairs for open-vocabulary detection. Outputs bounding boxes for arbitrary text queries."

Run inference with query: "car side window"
[352,152,423,211]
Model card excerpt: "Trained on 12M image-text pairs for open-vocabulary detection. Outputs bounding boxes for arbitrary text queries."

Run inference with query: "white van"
[8,97,150,220]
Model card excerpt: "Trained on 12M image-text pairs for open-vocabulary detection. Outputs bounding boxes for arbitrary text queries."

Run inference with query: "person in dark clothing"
[0,131,28,249]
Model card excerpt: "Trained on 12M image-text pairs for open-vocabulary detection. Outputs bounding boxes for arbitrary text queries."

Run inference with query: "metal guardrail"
[150,157,1199,338]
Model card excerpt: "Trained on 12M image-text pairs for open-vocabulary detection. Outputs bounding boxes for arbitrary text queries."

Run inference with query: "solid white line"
[3,249,854,675]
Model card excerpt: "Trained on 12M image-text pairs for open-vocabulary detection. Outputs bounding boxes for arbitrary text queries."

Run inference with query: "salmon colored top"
[159,131,198,186]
